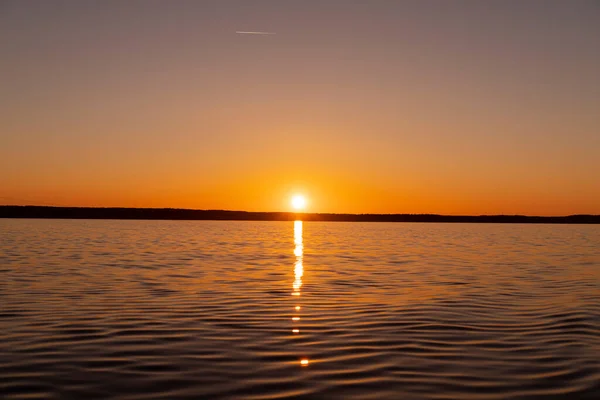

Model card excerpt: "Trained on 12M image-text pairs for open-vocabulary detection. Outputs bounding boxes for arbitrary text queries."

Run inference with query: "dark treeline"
[1,206,598,224]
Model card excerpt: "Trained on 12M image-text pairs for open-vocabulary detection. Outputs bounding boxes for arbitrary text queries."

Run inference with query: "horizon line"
[0,204,597,219]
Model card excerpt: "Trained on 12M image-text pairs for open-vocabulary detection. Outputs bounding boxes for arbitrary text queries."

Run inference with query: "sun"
[291,195,307,211]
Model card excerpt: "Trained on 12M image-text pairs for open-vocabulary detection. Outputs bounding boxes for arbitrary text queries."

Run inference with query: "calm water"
[1,219,599,399]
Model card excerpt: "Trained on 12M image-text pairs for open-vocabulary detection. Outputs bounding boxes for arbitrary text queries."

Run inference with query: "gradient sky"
[1,0,599,215]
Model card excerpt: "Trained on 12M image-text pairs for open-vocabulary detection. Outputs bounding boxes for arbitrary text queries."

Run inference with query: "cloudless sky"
[1,0,599,215]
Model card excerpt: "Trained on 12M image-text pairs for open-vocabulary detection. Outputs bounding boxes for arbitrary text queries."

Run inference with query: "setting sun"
[291,195,307,211]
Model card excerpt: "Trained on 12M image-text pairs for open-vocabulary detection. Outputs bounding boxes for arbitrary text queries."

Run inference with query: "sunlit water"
[1,219,599,399]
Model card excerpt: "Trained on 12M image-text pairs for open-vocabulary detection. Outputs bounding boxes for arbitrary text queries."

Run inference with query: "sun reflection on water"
[293,220,303,299]
[292,220,308,366]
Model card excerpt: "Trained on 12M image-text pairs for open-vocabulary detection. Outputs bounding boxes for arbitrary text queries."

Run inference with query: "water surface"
[1,219,599,399]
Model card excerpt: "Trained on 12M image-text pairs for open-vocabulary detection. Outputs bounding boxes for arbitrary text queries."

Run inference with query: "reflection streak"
[293,220,303,298]
[292,220,307,366]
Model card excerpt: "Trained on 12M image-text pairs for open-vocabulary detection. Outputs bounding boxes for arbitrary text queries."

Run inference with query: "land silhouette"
[1,206,598,224]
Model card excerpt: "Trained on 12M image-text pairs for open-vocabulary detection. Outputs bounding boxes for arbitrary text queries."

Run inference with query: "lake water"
[1,219,599,399]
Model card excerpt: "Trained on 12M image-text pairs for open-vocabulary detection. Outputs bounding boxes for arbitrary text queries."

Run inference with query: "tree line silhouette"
[1,206,598,224]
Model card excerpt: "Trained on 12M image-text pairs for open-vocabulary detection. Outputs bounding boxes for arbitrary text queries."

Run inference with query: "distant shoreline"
[1,206,598,224]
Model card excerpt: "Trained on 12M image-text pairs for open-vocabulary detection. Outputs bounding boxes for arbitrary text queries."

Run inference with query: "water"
[1,219,599,399]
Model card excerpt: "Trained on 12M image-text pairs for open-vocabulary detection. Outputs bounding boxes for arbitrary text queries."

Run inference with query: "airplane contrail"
[236,31,276,35]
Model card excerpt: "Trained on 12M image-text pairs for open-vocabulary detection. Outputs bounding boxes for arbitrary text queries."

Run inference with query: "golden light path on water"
[293,220,308,366]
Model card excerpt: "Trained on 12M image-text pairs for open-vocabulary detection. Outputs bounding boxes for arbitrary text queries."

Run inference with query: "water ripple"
[0,219,599,399]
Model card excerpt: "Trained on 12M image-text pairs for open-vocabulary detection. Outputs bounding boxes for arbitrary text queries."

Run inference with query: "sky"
[1,0,599,215]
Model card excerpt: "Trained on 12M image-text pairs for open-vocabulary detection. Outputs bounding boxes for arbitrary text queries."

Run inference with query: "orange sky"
[1,1,599,215]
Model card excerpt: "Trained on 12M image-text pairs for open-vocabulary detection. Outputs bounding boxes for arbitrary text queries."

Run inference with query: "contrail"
[236,31,276,35]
